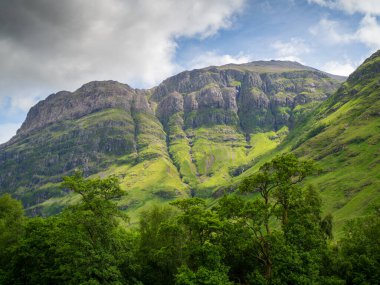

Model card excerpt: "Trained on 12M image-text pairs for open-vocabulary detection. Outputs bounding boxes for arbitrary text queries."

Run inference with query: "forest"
[0,153,379,285]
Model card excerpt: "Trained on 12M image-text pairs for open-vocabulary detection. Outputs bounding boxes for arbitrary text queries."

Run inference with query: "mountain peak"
[209,60,346,82]
[17,80,142,136]
[215,59,313,73]
[0,58,344,215]
[347,49,380,83]
[77,80,133,93]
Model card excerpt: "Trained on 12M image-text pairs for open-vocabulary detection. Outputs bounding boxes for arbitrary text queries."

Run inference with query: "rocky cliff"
[153,65,339,132]
[17,81,152,136]
[0,60,343,215]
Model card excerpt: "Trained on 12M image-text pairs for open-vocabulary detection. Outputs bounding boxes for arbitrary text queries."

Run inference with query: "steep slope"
[0,81,187,215]
[290,51,380,233]
[229,51,380,234]
[0,61,342,216]
[152,63,340,194]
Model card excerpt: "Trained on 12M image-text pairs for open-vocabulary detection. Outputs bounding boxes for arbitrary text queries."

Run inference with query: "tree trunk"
[282,207,288,225]
[264,257,272,281]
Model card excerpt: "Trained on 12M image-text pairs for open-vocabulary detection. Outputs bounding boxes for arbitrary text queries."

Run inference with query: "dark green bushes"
[0,155,379,284]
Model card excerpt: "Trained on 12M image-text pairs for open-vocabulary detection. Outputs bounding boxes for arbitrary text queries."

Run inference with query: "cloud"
[310,15,380,49]
[187,51,252,69]
[308,0,380,15]
[322,60,356,76]
[271,38,311,63]
[309,18,352,44]
[0,123,20,144]
[355,14,380,49]
[0,0,245,115]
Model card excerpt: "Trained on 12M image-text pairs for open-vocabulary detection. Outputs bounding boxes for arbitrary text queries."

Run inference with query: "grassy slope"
[291,56,380,235]
[18,56,379,233]
[6,108,136,209]
[211,53,380,236]
[29,109,188,217]
[169,123,288,195]
[234,53,380,236]
[85,110,189,219]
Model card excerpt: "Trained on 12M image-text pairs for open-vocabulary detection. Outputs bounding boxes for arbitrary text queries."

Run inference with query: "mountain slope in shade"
[0,61,343,217]
[0,81,187,214]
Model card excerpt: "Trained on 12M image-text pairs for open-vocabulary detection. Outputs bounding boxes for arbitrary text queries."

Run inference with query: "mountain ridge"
[2,57,372,228]
[4,60,344,141]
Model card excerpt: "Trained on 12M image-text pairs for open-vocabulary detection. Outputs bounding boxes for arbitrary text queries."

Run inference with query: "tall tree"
[138,205,182,285]
[238,153,333,283]
[171,198,232,285]
[338,214,380,284]
[6,172,136,284]
[0,194,25,283]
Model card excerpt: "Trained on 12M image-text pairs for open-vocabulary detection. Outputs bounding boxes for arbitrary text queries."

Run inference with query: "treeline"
[0,154,379,284]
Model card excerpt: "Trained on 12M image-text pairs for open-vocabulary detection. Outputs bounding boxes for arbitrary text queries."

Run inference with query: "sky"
[0,0,379,144]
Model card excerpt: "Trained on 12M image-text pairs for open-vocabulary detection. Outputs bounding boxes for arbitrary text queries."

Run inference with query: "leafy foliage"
[0,155,378,284]
[338,214,380,284]
[0,173,137,284]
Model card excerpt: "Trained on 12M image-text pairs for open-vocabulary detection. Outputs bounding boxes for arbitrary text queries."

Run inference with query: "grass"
[168,124,289,193]
[280,60,380,235]
[4,53,379,240]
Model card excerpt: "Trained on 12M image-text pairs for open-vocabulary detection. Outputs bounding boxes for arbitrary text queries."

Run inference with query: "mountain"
[0,59,355,221]
[228,51,380,234]
[287,51,380,233]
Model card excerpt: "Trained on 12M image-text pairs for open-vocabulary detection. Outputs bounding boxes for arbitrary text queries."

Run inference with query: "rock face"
[0,60,343,214]
[152,65,339,132]
[14,63,340,139]
[18,81,151,136]
[156,92,184,122]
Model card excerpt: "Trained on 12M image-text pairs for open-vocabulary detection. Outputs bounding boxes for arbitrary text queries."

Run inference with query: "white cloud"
[309,18,352,44]
[308,0,380,15]
[187,51,252,69]
[10,99,35,113]
[355,14,380,49]
[309,0,380,50]
[322,60,356,76]
[310,15,380,49]
[0,0,245,114]
[271,38,311,63]
[0,123,20,144]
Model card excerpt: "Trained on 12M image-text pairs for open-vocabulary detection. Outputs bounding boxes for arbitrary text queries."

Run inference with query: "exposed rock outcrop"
[0,60,344,211]
[18,81,152,136]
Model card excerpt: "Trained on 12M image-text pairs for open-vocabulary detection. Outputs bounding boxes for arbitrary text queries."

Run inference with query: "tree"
[240,153,316,226]
[238,153,333,283]
[0,194,25,283]
[6,172,136,284]
[338,214,380,284]
[58,172,130,284]
[215,195,257,283]
[138,205,183,285]
[6,217,60,284]
[0,194,25,254]
[171,198,232,285]
[62,171,125,205]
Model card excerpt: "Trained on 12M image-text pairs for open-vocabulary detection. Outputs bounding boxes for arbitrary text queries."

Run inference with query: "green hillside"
[226,51,380,234]
[289,51,380,234]
[1,53,379,233]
